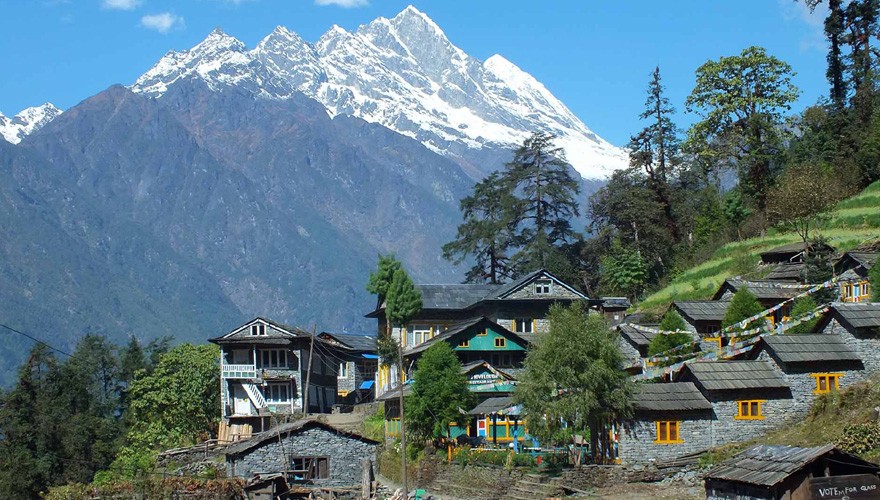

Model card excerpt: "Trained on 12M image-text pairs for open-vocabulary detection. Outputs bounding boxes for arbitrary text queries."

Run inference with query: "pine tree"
[381,268,423,365]
[367,254,403,303]
[722,288,765,331]
[629,66,682,242]
[504,132,581,273]
[787,296,820,334]
[406,342,473,442]
[647,311,692,357]
[442,172,517,283]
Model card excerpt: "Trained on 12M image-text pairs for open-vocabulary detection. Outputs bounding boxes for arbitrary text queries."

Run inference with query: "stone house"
[617,382,713,466]
[705,444,879,500]
[366,269,589,397]
[316,331,378,405]
[834,250,876,303]
[670,301,728,351]
[224,419,378,487]
[209,318,337,441]
[750,334,864,417]
[712,279,812,324]
[814,302,880,374]
[674,361,793,448]
[617,323,659,364]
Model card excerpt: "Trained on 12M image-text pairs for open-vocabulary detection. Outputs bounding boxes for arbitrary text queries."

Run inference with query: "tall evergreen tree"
[629,66,682,242]
[442,172,516,284]
[722,288,765,332]
[504,132,581,272]
[366,254,403,304]
[686,46,800,211]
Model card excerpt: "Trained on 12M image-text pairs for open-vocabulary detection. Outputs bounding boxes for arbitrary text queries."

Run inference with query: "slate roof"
[673,301,730,322]
[835,251,879,274]
[601,297,632,309]
[318,332,377,352]
[765,263,805,282]
[682,361,788,391]
[618,324,660,348]
[632,382,712,412]
[713,279,812,301]
[760,242,808,261]
[706,445,878,487]
[469,396,519,415]
[760,335,860,364]
[224,419,378,456]
[827,302,880,329]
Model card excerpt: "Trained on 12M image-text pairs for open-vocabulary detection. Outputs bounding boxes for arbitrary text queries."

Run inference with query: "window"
[705,337,723,350]
[250,323,266,336]
[290,457,329,480]
[458,339,470,348]
[494,337,506,348]
[476,329,488,336]
[654,421,681,444]
[339,362,349,378]
[843,281,872,303]
[408,326,433,346]
[260,349,288,369]
[534,279,552,295]
[490,352,512,367]
[514,319,533,333]
[813,373,842,394]
[265,383,290,403]
[735,400,765,420]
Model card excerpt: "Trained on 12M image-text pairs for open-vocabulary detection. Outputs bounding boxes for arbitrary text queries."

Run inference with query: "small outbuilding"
[705,444,879,500]
[224,418,378,488]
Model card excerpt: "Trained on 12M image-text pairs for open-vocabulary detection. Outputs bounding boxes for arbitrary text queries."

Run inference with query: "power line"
[0,322,72,357]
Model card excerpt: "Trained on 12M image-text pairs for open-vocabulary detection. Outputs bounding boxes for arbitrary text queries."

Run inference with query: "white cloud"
[315,0,368,8]
[102,0,143,10]
[778,0,828,52]
[140,12,185,34]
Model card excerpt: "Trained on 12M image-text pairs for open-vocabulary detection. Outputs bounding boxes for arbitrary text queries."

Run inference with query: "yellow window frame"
[705,337,722,350]
[735,400,766,420]
[458,339,470,348]
[476,329,488,336]
[812,373,843,394]
[494,337,506,348]
[654,421,682,444]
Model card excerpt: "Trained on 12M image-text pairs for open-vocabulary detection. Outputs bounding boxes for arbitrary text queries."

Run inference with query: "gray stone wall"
[338,361,356,394]
[504,279,582,300]
[822,318,880,375]
[618,337,642,365]
[618,413,714,465]
[226,426,377,487]
[706,391,793,447]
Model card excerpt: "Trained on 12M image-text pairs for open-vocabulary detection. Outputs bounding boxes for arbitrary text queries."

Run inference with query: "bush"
[838,423,880,455]
[787,296,819,334]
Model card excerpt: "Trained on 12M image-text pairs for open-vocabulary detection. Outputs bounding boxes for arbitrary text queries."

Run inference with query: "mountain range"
[0,6,625,385]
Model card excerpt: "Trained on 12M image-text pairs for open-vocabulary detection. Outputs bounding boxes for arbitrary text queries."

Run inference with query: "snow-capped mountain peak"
[130,7,627,178]
[0,103,63,144]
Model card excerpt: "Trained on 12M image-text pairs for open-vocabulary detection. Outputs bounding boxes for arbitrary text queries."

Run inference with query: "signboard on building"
[810,474,880,499]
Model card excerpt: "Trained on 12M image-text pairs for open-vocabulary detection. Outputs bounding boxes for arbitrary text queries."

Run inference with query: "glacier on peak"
[131,5,627,179]
[0,103,63,144]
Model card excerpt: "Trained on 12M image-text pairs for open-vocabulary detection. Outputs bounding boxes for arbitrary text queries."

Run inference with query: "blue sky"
[1,0,828,146]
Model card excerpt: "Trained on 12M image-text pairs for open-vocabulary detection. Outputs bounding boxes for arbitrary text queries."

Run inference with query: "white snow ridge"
[132,6,627,179]
[0,103,63,144]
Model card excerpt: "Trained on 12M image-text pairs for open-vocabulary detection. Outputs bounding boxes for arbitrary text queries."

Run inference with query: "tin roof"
[706,444,878,487]
[681,361,788,391]
[632,382,712,412]
[760,335,860,364]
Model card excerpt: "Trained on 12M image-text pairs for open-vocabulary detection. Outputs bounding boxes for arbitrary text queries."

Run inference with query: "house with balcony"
[365,269,591,398]
[210,318,337,441]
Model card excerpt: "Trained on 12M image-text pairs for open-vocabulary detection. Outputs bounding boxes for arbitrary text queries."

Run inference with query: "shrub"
[838,423,880,455]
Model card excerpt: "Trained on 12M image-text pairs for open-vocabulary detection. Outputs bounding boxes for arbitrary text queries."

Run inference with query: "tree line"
[446,2,880,299]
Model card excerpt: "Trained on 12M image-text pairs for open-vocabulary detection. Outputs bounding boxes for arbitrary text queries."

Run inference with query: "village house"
[617,323,660,365]
[750,334,865,415]
[598,296,631,326]
[834,249,876,302]
[366,269,589,397]
[224,419,378,487]
[705,444,879,500]
[617,382,714,465]
[316,331,378,405]
[759,241,837,283]
[669,300,729,351]
[210,318,338,441]
[814,302,880,374]
[673,361,793,447]
[712,279,813,324]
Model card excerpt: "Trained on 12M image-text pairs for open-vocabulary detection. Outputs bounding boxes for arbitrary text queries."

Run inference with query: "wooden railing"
[221,363,257,379]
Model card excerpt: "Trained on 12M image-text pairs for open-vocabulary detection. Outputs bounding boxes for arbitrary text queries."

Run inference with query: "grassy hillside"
[638,181,880,312]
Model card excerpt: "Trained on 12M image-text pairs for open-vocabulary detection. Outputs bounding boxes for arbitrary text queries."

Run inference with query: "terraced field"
[637,181,880,312]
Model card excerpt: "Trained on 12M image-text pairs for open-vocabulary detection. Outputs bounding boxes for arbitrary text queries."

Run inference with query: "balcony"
[222,363,258,379]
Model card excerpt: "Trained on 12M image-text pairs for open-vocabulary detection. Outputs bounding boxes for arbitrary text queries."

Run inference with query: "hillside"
[637,181,880,312]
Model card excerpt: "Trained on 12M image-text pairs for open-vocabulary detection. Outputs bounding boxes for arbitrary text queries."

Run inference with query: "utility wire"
[0,322,72,357]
